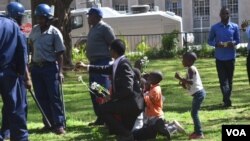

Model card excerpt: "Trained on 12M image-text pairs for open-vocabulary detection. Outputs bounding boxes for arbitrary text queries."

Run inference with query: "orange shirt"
[144,84,164,117]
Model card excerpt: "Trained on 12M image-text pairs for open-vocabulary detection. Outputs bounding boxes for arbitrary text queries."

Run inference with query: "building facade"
[1,0,250,33]
[102,0,250,33]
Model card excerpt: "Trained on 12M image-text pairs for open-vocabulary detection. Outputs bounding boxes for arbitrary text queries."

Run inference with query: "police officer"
[29,4,66,134]
[0,2,31,140]
[0,2,29,141]
[86,7,116,126]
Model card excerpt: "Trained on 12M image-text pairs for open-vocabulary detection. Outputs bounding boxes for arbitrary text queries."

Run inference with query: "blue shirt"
[246,26,250,51]
[29,25,65,62]
[208,22,240,60]
[0,15,27,75]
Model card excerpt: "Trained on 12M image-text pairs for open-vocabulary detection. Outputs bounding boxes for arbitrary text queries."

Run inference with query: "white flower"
[143,56,148,61]
[78,76,83,82]
[91,82,98,90]
[73,48,80,53]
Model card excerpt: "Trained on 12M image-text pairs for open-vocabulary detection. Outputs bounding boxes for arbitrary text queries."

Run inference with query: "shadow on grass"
[67,125,115,141]
[201,103,250,111]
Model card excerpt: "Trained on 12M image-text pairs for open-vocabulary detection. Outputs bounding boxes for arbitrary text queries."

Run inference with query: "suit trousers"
[98,99,140,136]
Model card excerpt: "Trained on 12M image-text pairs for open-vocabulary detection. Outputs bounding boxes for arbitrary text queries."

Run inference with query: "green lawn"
[2,57,250,141]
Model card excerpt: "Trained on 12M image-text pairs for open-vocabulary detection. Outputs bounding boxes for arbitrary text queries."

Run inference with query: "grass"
[1,57,250,141]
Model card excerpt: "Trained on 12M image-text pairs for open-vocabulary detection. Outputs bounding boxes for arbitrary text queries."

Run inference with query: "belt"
[32,61,55,67]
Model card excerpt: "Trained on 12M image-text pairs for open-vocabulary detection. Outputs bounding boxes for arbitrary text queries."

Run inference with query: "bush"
[160,30,179,58]
[126,51,144,61]
[136,36,150,53]
[190,43,214,58]
[145,48,161,59]
[72,44,87,62]
[237,47,248,57]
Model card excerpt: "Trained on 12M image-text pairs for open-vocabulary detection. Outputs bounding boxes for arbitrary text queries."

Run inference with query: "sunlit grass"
[0,57,249,141]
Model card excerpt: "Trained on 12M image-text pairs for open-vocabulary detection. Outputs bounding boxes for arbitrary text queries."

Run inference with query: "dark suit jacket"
[89,57,144,111]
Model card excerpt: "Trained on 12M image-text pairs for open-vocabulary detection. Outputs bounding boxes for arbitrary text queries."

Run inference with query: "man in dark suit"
[76,39,144,141]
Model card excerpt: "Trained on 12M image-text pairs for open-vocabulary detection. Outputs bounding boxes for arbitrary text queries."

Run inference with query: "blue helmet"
[6,2,25,19]
[35,4,53,19]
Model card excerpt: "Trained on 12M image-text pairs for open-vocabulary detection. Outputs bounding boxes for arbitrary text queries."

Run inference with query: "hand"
[241,20,248,31]
[179,81,187,89]
[25,79,32,90]
[75,61,88,71]
[216,42,225,48]
[175,72,181,80]
[59,73,64,84]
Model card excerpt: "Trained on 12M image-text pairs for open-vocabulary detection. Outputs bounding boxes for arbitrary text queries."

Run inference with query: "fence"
[71,30,249,52]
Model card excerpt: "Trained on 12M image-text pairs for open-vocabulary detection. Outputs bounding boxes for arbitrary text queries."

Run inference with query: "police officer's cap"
[87,7,103,18]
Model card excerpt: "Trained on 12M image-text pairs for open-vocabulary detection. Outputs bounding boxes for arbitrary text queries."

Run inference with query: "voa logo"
[226,129,246,136]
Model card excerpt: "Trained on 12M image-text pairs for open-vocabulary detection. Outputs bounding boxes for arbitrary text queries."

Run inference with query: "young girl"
[175,52,206,139]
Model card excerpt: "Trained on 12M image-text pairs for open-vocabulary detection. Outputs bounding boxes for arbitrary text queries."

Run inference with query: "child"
[133,71,185,141]
[175,52,206,140]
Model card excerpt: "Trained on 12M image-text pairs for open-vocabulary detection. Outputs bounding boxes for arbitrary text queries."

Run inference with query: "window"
[166,0,182,16]
[71,15,83,30]
[113,0,128,12]
[193,0,210,29]
[221,0,238,23]
[114,4,128,12]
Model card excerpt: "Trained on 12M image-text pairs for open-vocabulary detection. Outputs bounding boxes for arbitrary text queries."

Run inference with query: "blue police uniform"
[29,24,66,129]
[0,14,28,141]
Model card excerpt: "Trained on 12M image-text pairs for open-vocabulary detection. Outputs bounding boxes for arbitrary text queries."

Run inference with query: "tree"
[31,0,74,67]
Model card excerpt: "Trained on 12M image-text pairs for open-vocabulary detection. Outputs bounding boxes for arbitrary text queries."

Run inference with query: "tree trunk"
[31,0,74,67]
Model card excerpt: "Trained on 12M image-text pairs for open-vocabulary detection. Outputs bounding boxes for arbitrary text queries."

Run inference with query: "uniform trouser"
[89,58,110,123]
[216,59,235,105]
[1,76,27,139]
[98,99,140,137]
[0,68,28,141]
[31,64,65,128]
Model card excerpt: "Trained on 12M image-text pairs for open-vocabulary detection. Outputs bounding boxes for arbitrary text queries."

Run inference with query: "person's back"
[0,14,28,141]
[0,15,25,74]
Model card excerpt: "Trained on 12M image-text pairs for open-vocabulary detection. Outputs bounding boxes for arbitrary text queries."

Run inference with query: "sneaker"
[54,127,66,135]
[189,133,204,140]
[173,120,186,134]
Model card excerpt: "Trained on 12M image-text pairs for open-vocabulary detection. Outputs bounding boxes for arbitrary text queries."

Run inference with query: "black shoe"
[53,127,66,135]
[88,118,105,126]
[222,103,232,108]
[40,126,52,133]
[155,119,171,141]
[117,134,134,141]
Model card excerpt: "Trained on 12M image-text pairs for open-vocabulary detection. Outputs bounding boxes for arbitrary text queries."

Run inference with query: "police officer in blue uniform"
[29,4,66,134]
[0,2,31,140]
[0,2,29,141]
[1,2,31,139]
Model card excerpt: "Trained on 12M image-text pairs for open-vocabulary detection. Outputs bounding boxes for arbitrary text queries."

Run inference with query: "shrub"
[72,44,87,62]
[237,47,248,57]
[126,51,144,61]
[161,30,179,58]
[145,48,161,59]
[136,36,150,53]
